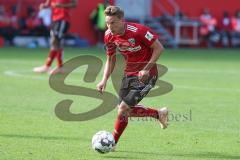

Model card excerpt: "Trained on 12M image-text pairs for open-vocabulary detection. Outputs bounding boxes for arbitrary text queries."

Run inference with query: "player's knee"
[51,42,60,51]
[51,36,60,47]
[118,102,130,116]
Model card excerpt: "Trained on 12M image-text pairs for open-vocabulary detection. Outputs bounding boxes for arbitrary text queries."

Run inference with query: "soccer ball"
[92,131,115,154]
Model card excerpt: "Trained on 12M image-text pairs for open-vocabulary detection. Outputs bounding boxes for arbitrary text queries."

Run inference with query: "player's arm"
[138,39,164,82]
[39,0,51,10]
[143,39,164,71]
[97,54,116,94]
[103,54,116,82]
[53,0,77,8]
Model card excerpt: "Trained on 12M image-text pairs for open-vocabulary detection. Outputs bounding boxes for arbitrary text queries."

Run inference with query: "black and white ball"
[92,131,115,154]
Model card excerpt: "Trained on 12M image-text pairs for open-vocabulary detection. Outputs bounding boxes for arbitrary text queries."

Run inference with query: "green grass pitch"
[0,47,239,160]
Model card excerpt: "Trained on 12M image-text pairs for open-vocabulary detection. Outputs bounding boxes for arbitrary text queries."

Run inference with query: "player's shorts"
[118,75,157,107]
[51,20,70,41]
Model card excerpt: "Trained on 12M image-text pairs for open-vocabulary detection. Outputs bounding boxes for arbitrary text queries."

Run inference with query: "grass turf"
[0,47,239,160]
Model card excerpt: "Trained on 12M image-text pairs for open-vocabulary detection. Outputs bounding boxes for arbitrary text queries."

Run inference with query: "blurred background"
[0,0,240,48]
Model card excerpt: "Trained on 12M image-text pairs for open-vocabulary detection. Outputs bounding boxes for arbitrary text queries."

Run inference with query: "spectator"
[219,11,231,47]
[231,10,240,47]
[0,6,8,39]
[199,9,219,47]
[9,5,20,33]
[90,2,107,47]
[25,6,42,36]
[0,5,16,45]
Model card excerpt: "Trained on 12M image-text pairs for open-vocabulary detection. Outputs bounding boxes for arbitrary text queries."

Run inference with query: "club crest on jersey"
[128,38,135,45]
[145,31,154,41]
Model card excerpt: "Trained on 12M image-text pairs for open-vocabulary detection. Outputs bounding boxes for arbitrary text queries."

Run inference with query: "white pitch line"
[4,69,240,93]
[3,69,91,82]
[4,70,47,80]
[4,70,22,77]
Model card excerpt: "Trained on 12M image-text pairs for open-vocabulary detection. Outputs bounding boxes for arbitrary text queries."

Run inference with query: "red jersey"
[231,17,240,32]
[104,22,158,76]
[50,0,71,22]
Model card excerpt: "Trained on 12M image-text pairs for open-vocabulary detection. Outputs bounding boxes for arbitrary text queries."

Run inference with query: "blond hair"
[104,6,124,19]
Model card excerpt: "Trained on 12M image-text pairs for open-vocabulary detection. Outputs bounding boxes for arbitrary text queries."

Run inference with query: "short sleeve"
[137,26,158,47]
[104,32,116,56]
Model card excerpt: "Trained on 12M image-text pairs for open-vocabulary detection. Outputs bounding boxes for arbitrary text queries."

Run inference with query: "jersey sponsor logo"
[114,38,142,52]
[145,31,154,41]
[117,45,141,52]
[127,45,141,52]
[115,38,141,52]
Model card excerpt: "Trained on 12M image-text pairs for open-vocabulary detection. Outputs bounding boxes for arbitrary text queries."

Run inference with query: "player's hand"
[39,3,46,10]
[138,70,149,83]
[97,80,107,94]
[105,42,117,51]
[52,2,62,8]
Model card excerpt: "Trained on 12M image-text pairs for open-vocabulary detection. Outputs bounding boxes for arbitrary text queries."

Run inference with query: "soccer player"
[33,0,77,74]
[96,6,169,149]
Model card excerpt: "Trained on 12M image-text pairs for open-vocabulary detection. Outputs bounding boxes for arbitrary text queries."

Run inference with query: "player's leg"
[49,20,70,74]
[112,76,169,151]
[112,102,168,149]
[112,102,168,147]
[113,76,154,144]
[33,21,59,73]
[129,104,159,118]
[112,77,132,146]
[129,104,168,129]
[113,101,131,145]
[126,76,169,129]
[49,35,64,74]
